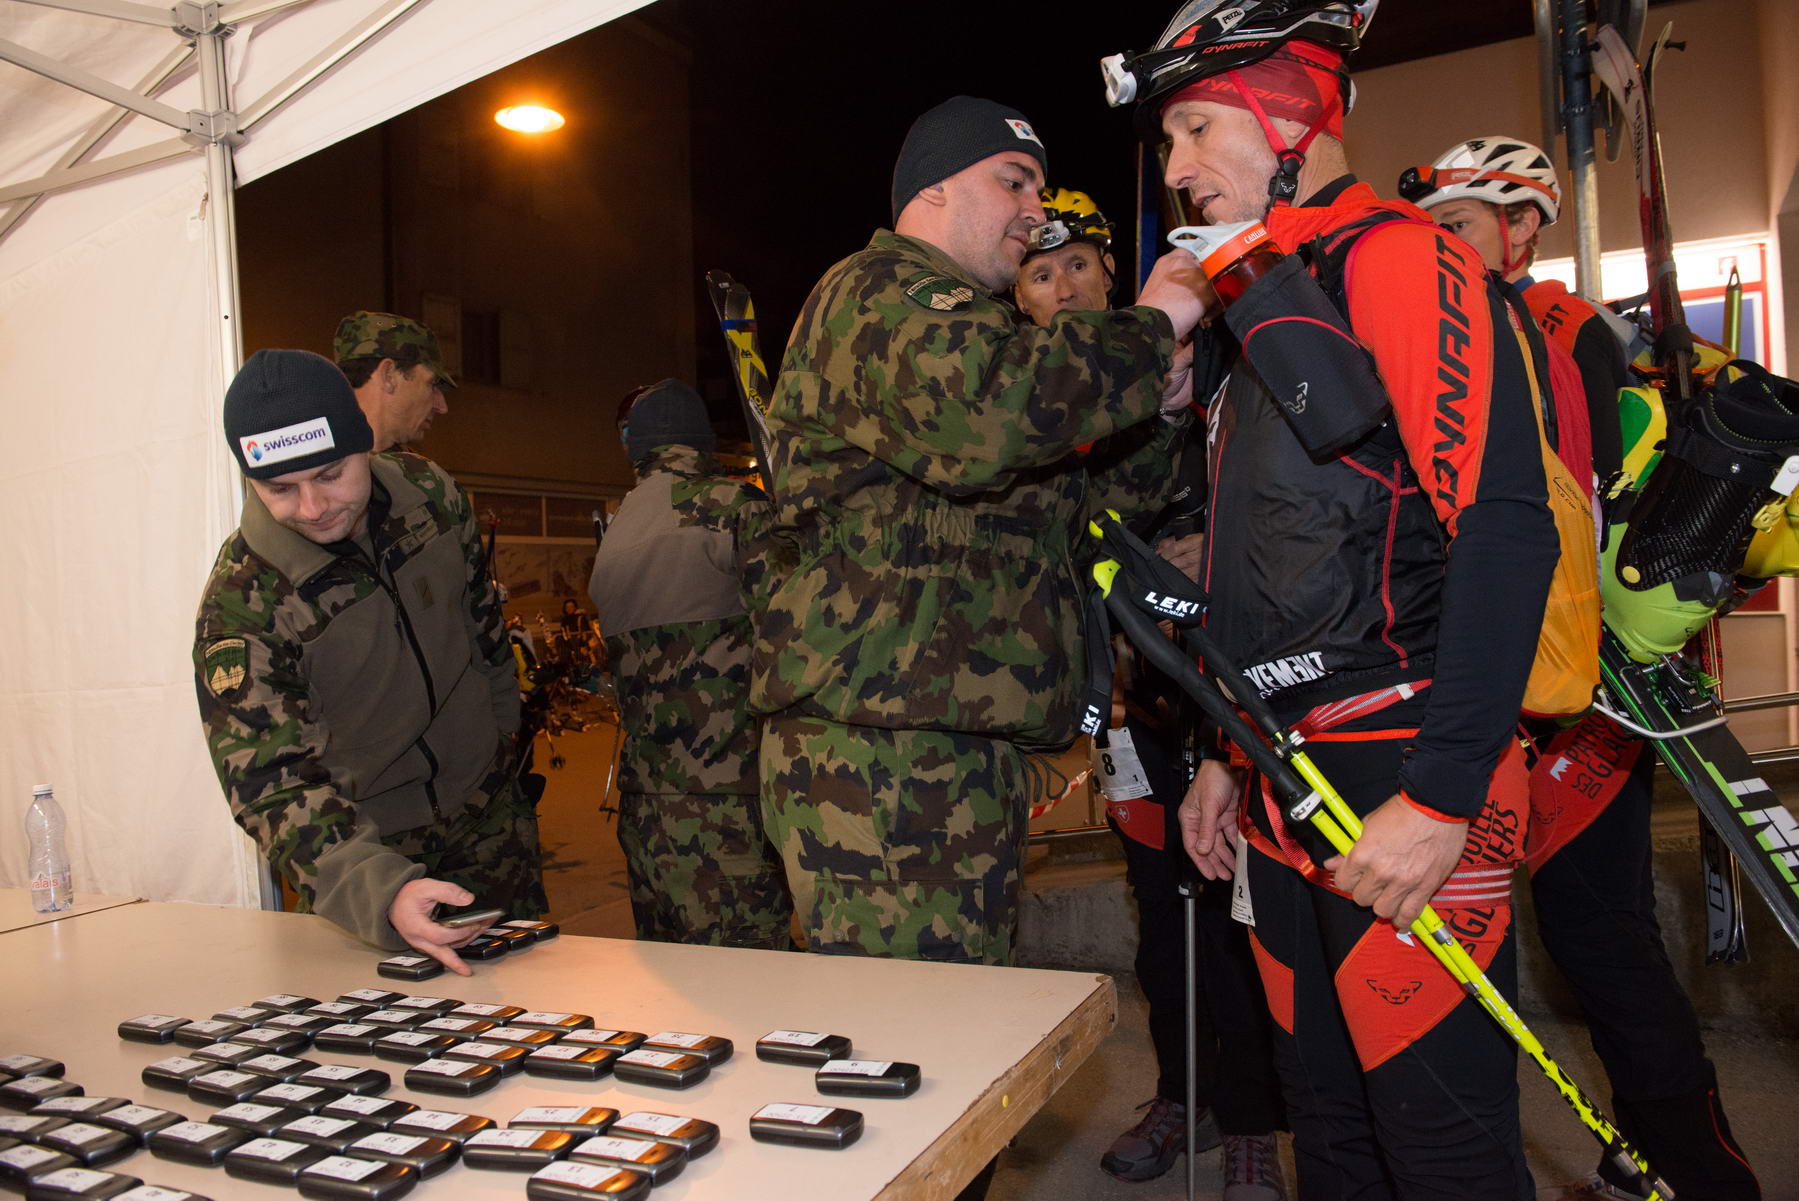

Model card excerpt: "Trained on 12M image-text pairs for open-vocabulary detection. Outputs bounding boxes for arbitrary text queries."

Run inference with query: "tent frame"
[1,0,424,380]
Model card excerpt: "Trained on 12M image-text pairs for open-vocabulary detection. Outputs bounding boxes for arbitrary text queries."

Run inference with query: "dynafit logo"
[239,416,335,469]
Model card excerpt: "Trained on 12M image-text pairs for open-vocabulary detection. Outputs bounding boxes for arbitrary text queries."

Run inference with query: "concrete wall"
[236,16,692,496]
[1354,0,1771,261]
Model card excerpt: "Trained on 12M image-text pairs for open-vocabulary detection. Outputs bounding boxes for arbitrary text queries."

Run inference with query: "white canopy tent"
[0,0,650,907]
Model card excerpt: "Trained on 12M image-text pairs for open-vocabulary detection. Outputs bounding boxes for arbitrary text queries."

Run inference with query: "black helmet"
[1101,0,1378,136]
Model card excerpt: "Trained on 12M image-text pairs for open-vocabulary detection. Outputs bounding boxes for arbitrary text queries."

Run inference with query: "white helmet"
[1397,137,1562,224]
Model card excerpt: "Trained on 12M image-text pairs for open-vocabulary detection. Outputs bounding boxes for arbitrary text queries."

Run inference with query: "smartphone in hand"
[433,904,504,929]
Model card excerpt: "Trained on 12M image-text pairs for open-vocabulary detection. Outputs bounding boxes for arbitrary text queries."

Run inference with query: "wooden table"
[0,888,140,934]
[0,902,1115,1199]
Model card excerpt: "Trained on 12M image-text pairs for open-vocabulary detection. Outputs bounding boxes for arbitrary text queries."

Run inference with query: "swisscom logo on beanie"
[238,417,336,469]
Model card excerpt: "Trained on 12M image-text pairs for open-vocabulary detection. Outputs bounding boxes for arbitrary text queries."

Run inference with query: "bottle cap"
[1167,220,1273,277]
[32,785,52,797]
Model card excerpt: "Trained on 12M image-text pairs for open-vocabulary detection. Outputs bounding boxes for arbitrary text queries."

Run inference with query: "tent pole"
[0,43,193,245]
[196,23,243,376]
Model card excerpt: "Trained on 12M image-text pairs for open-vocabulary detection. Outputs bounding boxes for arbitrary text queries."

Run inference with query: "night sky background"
[671,0,1574,434]
[679,2,1173,429]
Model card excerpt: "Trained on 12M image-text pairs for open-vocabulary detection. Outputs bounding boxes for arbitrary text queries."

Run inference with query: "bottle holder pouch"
[1616,361,1799,590]
[1222,253,1391,460]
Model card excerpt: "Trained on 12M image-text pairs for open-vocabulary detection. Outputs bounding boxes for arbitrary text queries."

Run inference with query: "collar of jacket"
[868,229,989,295]
[239,452,426,586]
[639,443,726,480]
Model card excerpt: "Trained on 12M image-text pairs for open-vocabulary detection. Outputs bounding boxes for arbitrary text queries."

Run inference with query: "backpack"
[1308,212,1601,718]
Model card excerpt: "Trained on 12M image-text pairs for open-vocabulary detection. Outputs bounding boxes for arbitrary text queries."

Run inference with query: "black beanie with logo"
[224,349,374,480]
[891,95,1049,223]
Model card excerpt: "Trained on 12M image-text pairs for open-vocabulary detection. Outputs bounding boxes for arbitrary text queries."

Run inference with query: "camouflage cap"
[332,311,457,388]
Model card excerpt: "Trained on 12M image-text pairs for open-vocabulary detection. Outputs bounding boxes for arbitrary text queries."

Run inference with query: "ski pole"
[1087,515,1673,1201]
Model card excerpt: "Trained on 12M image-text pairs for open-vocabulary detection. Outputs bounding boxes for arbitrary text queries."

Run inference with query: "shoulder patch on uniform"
[903,274,976,312]
[203,637,250,701]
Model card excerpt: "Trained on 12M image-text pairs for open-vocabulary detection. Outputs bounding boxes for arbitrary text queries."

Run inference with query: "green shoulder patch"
[903,274,976,312]
[203,636,250,701]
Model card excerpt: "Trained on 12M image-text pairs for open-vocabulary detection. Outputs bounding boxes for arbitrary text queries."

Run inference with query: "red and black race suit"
[1202,178,1558,819]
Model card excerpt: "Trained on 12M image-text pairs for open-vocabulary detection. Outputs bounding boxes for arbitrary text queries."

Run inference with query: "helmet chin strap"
[1224,69,1340,207]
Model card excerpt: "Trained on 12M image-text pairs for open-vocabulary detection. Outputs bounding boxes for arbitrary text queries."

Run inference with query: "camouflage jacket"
[193,451,519,947]
[590,446,762,795]
[749,230,1182,750]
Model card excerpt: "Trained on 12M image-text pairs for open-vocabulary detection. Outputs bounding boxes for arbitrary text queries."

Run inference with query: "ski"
[703,270,777,476]
[1598,632,1799,951]
[1590,21,1693,401]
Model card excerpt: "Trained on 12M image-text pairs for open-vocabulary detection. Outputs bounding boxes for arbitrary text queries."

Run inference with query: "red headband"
[1163,45,1347,140]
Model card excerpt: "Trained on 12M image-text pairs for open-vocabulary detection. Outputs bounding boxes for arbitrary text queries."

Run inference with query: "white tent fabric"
[0,0,648,907]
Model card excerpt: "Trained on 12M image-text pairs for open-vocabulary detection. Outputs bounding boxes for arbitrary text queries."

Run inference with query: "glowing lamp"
[495,105,565,134]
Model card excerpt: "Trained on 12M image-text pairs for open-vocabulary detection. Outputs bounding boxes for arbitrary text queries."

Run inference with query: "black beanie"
[620,379,716,462]
[224,349,374,480]
[891,95,1049,223]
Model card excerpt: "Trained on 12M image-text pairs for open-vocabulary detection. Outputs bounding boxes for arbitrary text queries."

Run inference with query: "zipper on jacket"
[373,560,444,821]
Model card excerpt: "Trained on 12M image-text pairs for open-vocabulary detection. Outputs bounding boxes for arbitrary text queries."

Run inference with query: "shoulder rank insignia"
[203,636,250,701]
[903,275,976,312]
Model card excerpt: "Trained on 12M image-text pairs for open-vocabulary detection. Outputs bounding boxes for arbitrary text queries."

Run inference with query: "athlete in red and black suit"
[1410,136,1761,1201]
[1120,7,1558,1197]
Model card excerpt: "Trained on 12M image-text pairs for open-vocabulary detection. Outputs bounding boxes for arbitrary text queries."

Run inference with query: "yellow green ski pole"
[1088,513,1672,1200]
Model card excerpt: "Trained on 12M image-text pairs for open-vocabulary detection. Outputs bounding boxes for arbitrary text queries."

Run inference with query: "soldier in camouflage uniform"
[193,349,544,975]
[588,379,792,949]
[334,311,456,451]
[750,96,1209,966]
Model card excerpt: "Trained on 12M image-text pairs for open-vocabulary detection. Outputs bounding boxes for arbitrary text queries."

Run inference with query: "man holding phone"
[194,350,547,975]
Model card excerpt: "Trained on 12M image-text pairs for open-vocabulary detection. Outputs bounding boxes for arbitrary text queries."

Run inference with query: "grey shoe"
[1099,1096,1221,1183]
[1223,1132,1287,1201]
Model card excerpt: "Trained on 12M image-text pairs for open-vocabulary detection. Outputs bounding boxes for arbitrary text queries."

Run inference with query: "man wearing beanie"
[748,92,1208,1001]
[1105,3,1557,1195]
[586,380,793,949]
[193,349,546,975]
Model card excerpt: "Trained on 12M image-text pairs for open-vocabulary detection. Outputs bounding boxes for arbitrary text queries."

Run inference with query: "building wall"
[235,16,693,496]
[1354,0,1769,263]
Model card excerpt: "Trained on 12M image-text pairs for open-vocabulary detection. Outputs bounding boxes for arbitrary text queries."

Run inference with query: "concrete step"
[1016,764,1799,1038]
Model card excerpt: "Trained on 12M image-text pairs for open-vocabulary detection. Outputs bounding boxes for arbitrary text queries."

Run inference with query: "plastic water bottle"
[27,784,73,913]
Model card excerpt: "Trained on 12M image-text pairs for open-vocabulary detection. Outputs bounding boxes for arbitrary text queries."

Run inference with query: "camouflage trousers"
[759,715,1030,965]
[617,790,793,950]
[391,765,548,922]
